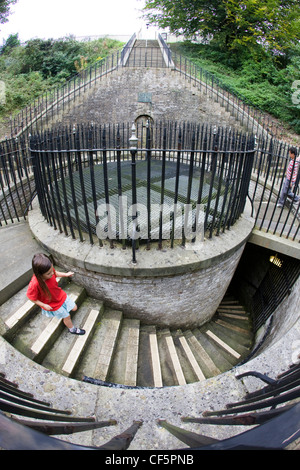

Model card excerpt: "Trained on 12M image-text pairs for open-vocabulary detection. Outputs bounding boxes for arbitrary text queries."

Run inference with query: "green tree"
[0,36,124,118]
[0,32,20,54]
[143,0,300,55]
[0,0,16,25]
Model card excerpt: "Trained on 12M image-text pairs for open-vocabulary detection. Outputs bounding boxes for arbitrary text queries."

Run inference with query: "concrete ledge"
[249,229,300,260]
[1,303,299,450]
[28,198,255,328]
[28,198,255,278]
[0,221,44,306]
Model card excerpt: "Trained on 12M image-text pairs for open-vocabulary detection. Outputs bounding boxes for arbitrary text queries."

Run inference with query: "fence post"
[129,123,138,263]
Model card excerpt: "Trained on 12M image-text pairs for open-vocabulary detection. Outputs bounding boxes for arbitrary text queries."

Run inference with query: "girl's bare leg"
[63,304,77,329]
[63,305,85,334]
[63,315,73,329]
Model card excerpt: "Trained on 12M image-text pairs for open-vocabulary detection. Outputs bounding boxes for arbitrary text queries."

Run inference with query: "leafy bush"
[172,41,300,133]
[0,35,123,118]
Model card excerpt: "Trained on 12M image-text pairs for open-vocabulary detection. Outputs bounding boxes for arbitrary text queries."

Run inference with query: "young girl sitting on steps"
[27,253,85,335]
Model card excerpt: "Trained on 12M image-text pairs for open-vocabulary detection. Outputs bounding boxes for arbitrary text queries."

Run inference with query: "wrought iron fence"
[252,252,300,332]
[2,33,292,142]
[4,34,137,139]
[0,136,35,224]
[250,136,300,242]
[170,51,278,137]
[29,121,255,261]
[1,122,299,246]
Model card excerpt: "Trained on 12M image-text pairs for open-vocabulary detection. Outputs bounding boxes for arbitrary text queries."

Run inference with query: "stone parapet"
[29,198,255,328]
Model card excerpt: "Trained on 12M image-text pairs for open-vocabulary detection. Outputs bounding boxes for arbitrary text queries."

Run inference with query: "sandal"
[69,328,85,335]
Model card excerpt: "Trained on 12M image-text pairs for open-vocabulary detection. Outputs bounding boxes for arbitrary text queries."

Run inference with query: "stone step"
[1,274,68,340]
[124,320,140,386]
[208,321,251,355]
[157,329,186,386]
[217,310,252,326]
[9,282,86,363]
[148,326,163,388]
[137,325,163,388]
[127,40,166,68]
[42,296,104,376]
[192,328,234,372]
[0,222,43,306]
[183,330,221,378]
[203,328,242,361]
[29,286,86,363]
[108,318,140,386]
[0,285,30,336]
[91,309,123,381]
[214,318,252,337]
[219,299,240,305]
[72,304,111,380]
[217,298,250,316]
[3,298,37,340]
[2,279,253,388]
[173,330,206,383]
[217,311,250,321]
[61,305,103,377]
[217,306,249,315]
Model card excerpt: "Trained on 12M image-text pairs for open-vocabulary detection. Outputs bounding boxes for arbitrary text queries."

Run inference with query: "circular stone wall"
[29,198,255,329]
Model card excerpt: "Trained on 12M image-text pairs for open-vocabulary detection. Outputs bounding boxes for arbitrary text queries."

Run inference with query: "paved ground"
[0,221,247,449]
[0,221,43,305]
[0,220,299,450]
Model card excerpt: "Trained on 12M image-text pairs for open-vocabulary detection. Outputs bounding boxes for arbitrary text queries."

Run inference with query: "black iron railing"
[29,121,255,260]
[4,38,135,139]
[250,136,300,241]
[0,136,35,224]
[251,252,300,332]
[0,371,141,450]
[2,363,300,449]
[2,33,294,142]
[1,123,299,246]
[160,362,300,449]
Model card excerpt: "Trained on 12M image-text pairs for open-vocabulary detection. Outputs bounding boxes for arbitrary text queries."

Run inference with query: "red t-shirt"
[27,269,67,311]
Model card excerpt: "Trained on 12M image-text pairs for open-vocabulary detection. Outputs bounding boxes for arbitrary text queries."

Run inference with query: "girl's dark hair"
[32,253,53,300]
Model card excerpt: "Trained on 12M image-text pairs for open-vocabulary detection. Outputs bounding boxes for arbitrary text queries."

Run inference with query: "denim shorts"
[41,295,76,319]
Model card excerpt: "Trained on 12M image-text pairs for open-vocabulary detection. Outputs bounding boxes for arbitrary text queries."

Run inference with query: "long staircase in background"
[0,271,253,388]
[125,39,167,68]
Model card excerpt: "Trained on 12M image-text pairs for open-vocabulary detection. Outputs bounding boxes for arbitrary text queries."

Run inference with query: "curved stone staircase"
[0,273,252,388]
[1,222,300,450]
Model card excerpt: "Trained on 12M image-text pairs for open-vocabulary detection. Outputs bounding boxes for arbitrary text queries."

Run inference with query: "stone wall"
[69,243,245,328]
[52,68,246,132]
[29,198,255,329]
[26,64,254,329]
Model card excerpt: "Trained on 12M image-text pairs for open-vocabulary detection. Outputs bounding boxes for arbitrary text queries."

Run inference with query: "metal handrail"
[2,37,295,142]
[28,121,256,260]
[1,121,299,246]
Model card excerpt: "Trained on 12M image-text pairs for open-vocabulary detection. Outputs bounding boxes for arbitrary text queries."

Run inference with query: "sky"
[0,0,159,44]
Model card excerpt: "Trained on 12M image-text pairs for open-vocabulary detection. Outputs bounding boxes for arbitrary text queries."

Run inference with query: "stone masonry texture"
[52,68,246,132]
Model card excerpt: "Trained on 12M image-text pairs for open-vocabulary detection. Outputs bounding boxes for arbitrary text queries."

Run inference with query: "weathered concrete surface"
[0,219,299,450]
[0,280,299,449]
[249,228,300,260]
[0,221,43,305]
[28,198,255,328]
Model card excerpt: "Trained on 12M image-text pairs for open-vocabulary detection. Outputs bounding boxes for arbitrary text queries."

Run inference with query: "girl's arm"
[28,298,53,311]
[55,271,74,278]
